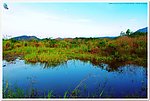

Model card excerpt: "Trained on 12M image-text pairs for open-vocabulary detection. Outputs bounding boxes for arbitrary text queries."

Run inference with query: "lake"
[3,59,147,98]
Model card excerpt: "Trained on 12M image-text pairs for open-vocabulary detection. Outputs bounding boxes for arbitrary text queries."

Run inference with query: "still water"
[3,59,147,98]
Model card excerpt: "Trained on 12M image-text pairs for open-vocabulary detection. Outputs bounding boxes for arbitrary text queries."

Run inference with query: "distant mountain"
[11,35,40,41]
[135,27,148,33]
[95,36,116,39]
[129,27,148,37]
[74,36,116,39]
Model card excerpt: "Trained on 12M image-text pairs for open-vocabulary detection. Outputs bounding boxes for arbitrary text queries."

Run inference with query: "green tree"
[126,29,131,36]
[120,31,126,36]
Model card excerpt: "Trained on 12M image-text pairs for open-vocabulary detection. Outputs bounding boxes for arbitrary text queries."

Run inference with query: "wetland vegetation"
[2,1,148,98]
[3,31,147,69]
[3,31,147,98]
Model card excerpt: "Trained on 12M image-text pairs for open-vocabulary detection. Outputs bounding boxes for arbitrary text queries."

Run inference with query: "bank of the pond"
[3,36,147,68]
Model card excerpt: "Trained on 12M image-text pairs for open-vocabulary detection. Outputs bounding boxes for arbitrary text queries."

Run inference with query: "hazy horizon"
[1,2,147,39]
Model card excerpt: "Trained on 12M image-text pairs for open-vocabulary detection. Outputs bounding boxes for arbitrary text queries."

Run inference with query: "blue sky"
[2,2,147,38]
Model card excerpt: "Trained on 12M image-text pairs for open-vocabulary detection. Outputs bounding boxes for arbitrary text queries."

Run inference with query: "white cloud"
[2,8,102,38]
[75,19,91,23]
[129,18,137,22]
[2,5,146,39]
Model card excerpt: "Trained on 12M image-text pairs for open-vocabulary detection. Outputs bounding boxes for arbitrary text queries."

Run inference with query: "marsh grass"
[3,81,147,98]
[47,91,53,98]
[63,91,68,98]
[3,35,147,68]
[3,83,25,98]
[2,35,147,98]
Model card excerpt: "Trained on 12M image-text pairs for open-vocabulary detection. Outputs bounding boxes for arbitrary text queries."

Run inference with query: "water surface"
[3,59,147,98]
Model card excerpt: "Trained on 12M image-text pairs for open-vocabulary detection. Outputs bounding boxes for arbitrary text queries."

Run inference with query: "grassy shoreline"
[3,35,147,68]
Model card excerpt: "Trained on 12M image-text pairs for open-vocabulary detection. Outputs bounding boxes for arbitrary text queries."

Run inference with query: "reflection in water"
[3,59,147,98]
